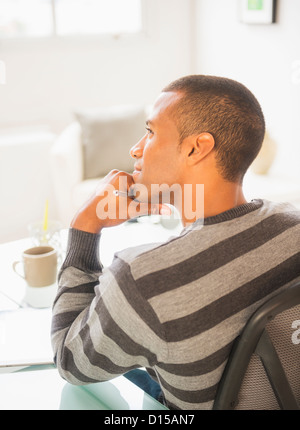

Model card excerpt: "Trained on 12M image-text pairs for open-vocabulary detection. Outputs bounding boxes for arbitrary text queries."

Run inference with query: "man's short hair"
[163,75,265,183]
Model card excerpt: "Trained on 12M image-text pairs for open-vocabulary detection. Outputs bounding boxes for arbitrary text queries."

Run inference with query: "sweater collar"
[184,199,264,232]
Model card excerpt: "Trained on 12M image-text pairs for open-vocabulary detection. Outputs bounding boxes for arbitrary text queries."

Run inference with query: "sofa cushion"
[74,105,146,179]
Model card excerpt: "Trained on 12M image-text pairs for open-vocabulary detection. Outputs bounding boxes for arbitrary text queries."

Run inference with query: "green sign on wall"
[248,0,264,10]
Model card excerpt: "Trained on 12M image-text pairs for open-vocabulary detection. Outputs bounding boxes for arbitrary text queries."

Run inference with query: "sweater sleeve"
[51,228,162,385]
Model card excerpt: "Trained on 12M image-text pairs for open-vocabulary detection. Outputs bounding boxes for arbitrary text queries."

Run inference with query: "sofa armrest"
[50,122,83,226]
[0,130,56,242]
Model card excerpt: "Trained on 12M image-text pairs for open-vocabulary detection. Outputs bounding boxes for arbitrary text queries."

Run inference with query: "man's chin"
[130,182,178,205]
[129,186,150,203]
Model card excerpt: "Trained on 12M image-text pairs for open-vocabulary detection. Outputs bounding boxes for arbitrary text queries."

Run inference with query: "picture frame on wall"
[239,0,277,24]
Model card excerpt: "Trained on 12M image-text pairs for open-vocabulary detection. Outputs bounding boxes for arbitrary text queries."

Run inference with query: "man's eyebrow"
[146,119,154,127]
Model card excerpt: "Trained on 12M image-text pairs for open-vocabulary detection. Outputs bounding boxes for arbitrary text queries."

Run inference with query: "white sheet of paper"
[0,308,53,367]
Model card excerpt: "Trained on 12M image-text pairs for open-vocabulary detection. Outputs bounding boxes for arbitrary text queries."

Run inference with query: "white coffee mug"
[13,246,58,308]
[13,246,58,288]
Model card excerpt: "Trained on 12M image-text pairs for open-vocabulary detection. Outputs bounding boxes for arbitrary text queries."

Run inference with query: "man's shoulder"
[111,199,300,277]
[244,199,300,246]
[259,199,300,221]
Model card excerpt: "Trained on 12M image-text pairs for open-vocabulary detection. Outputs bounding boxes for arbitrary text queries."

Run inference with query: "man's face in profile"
[130,91,185,204]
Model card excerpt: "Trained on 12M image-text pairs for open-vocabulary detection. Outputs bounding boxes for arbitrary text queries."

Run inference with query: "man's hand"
[70,170,171,234]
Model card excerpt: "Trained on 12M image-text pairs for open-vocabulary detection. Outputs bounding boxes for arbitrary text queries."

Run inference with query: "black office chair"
[213,279,300,410]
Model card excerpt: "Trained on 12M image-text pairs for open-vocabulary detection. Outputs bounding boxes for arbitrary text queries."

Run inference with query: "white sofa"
[50,122,86,227]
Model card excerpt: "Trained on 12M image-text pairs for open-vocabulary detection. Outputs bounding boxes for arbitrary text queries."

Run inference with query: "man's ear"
[184,133,215,165]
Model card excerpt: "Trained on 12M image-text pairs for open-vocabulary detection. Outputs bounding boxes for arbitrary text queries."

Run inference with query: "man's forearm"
[51,228,103,379]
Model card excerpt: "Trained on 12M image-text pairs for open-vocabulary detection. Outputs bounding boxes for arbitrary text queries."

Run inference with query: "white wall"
[0,0,195,134]
[195,0,300,180]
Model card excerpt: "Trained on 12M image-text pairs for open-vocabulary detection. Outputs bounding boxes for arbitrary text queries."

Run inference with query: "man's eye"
[146,127,153,135]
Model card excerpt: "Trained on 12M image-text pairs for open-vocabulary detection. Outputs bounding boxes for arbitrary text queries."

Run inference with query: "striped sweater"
[51,199,300,409]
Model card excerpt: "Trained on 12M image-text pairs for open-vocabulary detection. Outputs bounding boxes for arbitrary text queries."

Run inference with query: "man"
[51,75,300,409]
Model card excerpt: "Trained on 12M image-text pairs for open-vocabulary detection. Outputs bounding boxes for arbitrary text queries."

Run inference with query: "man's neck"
[178,180,247,227]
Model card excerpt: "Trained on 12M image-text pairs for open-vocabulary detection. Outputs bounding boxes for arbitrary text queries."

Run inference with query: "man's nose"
[130,137,144,159]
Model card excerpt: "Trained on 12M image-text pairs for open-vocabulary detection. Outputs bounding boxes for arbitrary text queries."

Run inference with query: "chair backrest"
[213,279,300,410]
